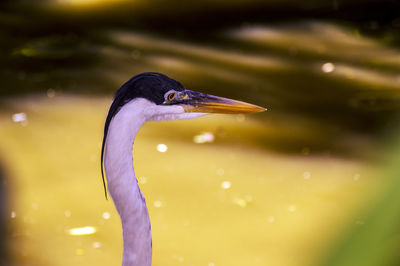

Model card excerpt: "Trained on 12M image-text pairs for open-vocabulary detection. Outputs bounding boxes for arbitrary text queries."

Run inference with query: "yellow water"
[0,96,380,266]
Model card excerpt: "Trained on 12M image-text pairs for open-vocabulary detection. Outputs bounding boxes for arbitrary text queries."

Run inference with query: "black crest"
[100,72,185,199]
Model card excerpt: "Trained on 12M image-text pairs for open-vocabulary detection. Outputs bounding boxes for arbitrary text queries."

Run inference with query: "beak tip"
[255,106,267,112]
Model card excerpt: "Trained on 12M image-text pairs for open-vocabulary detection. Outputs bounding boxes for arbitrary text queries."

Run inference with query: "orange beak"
[178,90,266,114]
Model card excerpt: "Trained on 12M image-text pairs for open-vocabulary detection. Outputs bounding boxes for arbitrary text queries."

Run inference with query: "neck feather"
[104,99,152,266]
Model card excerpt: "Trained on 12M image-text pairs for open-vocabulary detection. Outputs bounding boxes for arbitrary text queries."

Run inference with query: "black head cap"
[100,72,185,199]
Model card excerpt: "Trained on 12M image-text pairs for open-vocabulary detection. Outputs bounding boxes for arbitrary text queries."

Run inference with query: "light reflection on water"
[156,143,168,152]
[321,62,335,73]
[95,24,400,157]
[221,181,231,190]
[327,63,400,89]
[53,0,130,8]
[231,22,400,68]
[68,226,97,236]
[7,19,400,142]
[110,30,289,70]
[102,212,111,220]
[107,23,400,94]
[193,132,215,144]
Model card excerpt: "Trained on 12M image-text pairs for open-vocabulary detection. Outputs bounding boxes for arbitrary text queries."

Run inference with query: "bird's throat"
[104,99,152,266]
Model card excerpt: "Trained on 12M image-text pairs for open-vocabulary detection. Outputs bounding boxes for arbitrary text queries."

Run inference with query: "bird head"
[107,72,265,122]
[101,72,266,198]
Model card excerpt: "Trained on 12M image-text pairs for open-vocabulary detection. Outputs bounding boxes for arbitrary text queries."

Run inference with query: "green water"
[2,1,400,158]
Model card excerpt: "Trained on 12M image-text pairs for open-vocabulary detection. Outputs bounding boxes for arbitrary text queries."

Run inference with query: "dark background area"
[1,0,400,156]
[1,0,400,94]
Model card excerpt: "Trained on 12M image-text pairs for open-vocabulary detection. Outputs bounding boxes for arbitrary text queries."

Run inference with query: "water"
[2,1,400,157]
[1,1,400,266]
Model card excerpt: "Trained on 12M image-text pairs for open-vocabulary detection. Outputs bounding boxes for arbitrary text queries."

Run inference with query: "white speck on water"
[353,173,360,181]
[288,205,297,212]
[221,181,231,190]
[138,176,147,184]
[102,212,110,220]
[65,210,71,217]
[157,144,168,152]
[12,113,28,125]
[217,168,225,176]
[10,211,16,218]
[193,132,215,144]
[322,62,335,73]
[303,171,311,179]
[154,200,163,208]
[12,113,26,122]
[68,226,96,236]
[267,216,275,223]
[92,242,102,249]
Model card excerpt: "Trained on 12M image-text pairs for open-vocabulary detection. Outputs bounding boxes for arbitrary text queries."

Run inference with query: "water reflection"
[3,18,400,156]
[220,181,231,190]
[57,0,127,6]
[68,226,97,236]
[102,212,110,220]
[92,241,102,249]
[153,200,163,208]
[96,25,400,158]
[110,31,289,70]
[193,132,215,144]
[11,113,27,125]
[328,63,400,89]
[231,22,400,69]
[321,62,335,73]
[156,143,168,152]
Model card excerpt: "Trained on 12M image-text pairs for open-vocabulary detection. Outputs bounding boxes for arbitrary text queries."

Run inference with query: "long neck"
[104,100,152,266]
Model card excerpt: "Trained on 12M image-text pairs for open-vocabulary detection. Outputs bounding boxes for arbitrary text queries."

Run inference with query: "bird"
[101,72,265,266]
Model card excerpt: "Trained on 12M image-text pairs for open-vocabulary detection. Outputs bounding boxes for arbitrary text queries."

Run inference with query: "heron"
[101,72,265,266]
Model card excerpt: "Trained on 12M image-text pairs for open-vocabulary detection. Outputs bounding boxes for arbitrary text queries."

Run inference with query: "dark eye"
[167,92,176,101]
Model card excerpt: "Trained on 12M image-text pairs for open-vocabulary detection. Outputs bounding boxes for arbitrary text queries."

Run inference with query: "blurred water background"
[1,0,400,265]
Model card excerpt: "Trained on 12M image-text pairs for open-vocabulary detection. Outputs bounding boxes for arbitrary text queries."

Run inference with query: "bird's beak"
[177,90,266,114]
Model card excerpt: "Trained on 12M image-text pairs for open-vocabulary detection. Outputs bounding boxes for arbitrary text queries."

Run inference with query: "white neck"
[104,99,152,266]
[104,98,207,266]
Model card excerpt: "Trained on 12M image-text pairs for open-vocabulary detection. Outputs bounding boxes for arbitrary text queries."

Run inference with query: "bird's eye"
[167,92,176,101]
